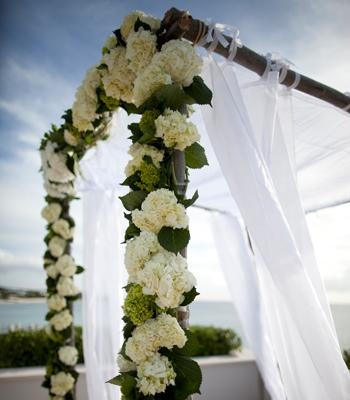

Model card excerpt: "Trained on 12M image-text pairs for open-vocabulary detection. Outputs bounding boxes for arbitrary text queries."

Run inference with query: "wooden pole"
[160,8,350,113]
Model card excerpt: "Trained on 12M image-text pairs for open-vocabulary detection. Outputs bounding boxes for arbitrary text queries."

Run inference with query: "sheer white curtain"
[202,57,350,400]
[78,112,129,400]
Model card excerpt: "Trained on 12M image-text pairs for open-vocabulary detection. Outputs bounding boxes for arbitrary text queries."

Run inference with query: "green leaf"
[181,190,199,208]
[175,330,201,357]
[76,266,85,274]
[124,223,141,242]
[185,142,208,169]
[121,171,141,191]
[127,123,143,143]
[138,129,155,144]
[108,372,138,399]
[112,29,126,47]
[141,84,195,112]
[120,101,142,115]
[97,63,108,70]
[134,18,151,32]
[119,191,147,211]
[158,227,190,254]
[183,76,213,105]
[180,287,200,307]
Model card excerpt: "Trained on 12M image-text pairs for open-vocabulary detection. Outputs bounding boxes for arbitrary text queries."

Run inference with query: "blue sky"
[0,0,349,301]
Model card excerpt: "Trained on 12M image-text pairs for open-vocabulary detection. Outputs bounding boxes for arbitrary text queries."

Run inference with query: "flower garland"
[40,10,212,400]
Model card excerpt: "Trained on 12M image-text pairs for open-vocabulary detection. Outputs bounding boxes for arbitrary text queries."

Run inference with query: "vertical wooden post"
[173,105,192,400]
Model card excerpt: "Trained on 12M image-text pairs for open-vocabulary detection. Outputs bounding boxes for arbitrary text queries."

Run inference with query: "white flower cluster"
[41,203,62,224]
[133,40,202,106]
[56,255,77,277]
[138,252,196,309]
[155,108,200,150]
[48,236,66,258]
[126,29,157,74]
[125,313,186,364]
[50,372,75,396]
[125,231,161,282]
[101,47,135,103]
[58,346,78,366]
[47,294,66,312]
[72,66,101,132]
[125,143,164,177]
[63,129,78,147]
[49,309,73,331]
[136,353,176,395]
[52,219,74,240]
[41,142,75,199]
[132,189,188,233]
[57,276,79,297]
[120,11,160,40]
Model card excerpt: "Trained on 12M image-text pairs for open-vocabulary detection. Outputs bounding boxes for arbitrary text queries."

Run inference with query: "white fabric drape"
[202,57,350,400]
[78,112,129,400]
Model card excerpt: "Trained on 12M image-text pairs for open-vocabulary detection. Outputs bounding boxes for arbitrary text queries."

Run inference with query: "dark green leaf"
[113,29,126,47]
[174,330,201,357]
[120,101,142,115]
[76,266,85,274]
[183,76,213,105]
[124,223,141,242]
[180,287,200,307]
[119,191,147,211]
[128,123,143,143]
[121,171,141,191]
[134,18,151,32]
[141,84,195,112]
[181,190,199,208]
[158,227,190,254]
[185,143,208,169]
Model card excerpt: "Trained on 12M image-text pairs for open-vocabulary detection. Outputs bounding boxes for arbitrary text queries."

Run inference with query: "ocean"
[0,301,349,350]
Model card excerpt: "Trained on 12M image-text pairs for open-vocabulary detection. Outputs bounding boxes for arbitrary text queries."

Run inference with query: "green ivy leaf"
[134,18,151,32]
[119,191,147,211]
[121,171,141,191]
[127,123,143,143]
[76,266,85,274]
[174,330,201,357]
[124,222,141,242]
[181,190,199,208]
[158,227,190,254]
[180,287,200,307]
[183,76,213,105]
[112,29,126,47]
[120,101,142,115]
[108,372,138,399]
[185,143,208,169]
[141,84,195,112]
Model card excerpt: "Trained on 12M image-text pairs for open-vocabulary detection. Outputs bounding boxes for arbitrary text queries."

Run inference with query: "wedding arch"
[40,7,350,400]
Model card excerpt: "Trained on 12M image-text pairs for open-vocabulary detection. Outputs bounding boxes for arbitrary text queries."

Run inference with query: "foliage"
[344,349,350,369]
[0,327,83,368]
[0,325,242,368]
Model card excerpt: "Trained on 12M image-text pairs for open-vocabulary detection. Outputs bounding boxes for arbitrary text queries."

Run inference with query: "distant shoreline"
[0,297,45,304]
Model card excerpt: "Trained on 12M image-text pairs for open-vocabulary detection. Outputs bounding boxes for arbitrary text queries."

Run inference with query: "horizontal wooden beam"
[160,8,350,113]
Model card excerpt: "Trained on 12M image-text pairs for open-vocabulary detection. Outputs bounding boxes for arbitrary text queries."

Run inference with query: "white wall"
[0,352,266,400]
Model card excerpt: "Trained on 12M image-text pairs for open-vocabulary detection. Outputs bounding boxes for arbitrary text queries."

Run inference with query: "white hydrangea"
[63,130,78,146]
[103,34,118,51]
[56,276,79,297]
[46,264,59,279]
[44,181,75,199]
[56,255,76,277]
[58,346,78,366]
[120,11,161,40]
[137,252,196,309]
[136,353,176,395]
[52,219,74,240]
[117,354,137,373]
[41,203,62,224]
[133,63,172,107]
[155,40,203,86]
[100,47,135,102]
[155,109,200,150]
[125,231,162,282]
[48,236,66,258]
[125,143,164,177]
[50,372,75,396]
[72,66,101,132]
[126,29,157,74]
[41,141,75,184]
[50,309,73,331]
[132,189,188,233]
[47,294,67,312]
[125,313,186,363]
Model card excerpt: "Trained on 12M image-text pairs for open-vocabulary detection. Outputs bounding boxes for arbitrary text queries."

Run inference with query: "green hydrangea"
[124,285,155,325]
[139,110,160,136]
[136,160,160,192]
